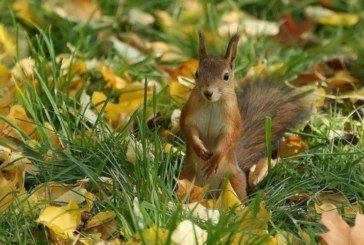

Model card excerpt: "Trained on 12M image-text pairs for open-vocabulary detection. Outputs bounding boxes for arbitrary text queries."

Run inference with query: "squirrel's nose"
[203,91,213,99]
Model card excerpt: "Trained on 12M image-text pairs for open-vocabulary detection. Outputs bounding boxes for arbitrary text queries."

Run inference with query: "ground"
[0,0,363,244]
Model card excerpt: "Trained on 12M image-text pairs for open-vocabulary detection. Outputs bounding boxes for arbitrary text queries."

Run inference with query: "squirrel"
[179,30,312,201]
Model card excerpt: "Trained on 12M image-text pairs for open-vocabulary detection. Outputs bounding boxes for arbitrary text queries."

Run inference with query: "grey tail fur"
[235,80,312,171]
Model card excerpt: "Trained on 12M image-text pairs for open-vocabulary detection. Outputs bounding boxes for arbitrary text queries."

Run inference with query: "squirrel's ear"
[198,30,207,58]
[224,34,240,68]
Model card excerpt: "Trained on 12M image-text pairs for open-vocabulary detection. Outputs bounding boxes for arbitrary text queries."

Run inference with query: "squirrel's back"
[236,80,312,171]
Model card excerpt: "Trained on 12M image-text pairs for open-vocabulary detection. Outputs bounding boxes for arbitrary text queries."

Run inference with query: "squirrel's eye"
[223,72,229,81]
[195,71,199,79]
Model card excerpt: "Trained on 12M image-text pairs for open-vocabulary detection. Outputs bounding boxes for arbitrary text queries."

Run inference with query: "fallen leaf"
[315,201,337,214]
[54,187,88,205]
[277,14,314,46]
[125,226,169,245]
[150,41,184,62]
[327,70,359,90]
[278,135,308,158]
[216,181,244,212]
[249,158,278,188]
[109,36,146,63]
[229,230,276,244]
[304,6,359,26]
[0,24,15,59]
[11,0,46,27]
[128,8,155,26]
[0,176,26,212]
[101,66,127,90]
[43,0,102,23]
[171,202,220,225]
[176,179,206,203]
[292,73,322,86]
[171,220,208,245]
[239,201,271,231]
[36,200,81,238]
[319,210,364,245]
[0,105,36,139]
[85,211,117,239]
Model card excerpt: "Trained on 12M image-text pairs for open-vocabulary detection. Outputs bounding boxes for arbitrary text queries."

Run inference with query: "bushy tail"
[236,80,312,171]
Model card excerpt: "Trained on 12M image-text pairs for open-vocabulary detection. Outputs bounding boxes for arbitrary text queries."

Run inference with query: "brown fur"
[236,81,312,171]
[179,31,312,201]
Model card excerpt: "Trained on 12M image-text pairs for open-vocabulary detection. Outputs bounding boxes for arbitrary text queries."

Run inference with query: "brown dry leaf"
[292,73,322,86]
[176,179,206,203]
[85,211,117,239]
[43,0,102,23]
[327,70,359,90]
[0,105,36,139]
[277,13,314,46]
[278,135,308,158]
[249,158,278,188]
[319,210,364,245]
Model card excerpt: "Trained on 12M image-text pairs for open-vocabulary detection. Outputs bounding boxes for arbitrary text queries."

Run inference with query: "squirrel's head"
[195,30,240,102]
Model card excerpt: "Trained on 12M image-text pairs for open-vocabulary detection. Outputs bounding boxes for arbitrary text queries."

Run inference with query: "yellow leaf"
[125,226,169,245]
[315,201,337,214]
[11,0,45,27]
[150,41,184,62]
[85,211,117,239]
[101,66,127,90]
[216,181,244,212]
[305,6,359,26]
[170,81,192,102]
[155,10,177,32]
[176,179,207,203]
[278,135,308,158]
[0,25,15,59]
[36,200,81,238]
[0,105,36,139]
[229,230,277,245]
[0,177,20,212]
[44,122,61,149]
[239,201,271,231]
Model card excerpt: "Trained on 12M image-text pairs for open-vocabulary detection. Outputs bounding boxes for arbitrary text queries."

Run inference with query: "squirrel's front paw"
[195,144,212,161]
[203,155,221,177]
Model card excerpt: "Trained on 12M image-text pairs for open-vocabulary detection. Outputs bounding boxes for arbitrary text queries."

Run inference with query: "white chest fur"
[192,102,224,150]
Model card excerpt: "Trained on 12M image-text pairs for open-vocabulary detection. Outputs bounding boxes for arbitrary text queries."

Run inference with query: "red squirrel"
[179,31,312,201]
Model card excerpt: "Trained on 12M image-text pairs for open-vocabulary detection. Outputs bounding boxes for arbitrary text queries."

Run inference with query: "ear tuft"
[224,33,240,68]
[197,29,207,58]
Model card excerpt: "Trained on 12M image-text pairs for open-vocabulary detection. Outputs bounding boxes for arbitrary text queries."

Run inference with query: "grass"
[0,0,364,244]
